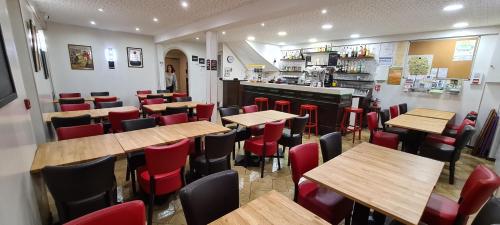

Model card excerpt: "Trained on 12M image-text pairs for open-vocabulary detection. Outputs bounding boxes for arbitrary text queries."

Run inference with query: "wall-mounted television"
[0,24,17,108]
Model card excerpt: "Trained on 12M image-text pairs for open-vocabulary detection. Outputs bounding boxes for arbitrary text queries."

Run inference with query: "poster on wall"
[387,67,403,85]
[199,58,205,64]
[453,40,476,61]
[28,20,41,72]
[407,55,433,76]
[206,59,210,70]
[127,47,143,68]
[68,44,94,70]
[192,55,198,62]
[211,59,217,70]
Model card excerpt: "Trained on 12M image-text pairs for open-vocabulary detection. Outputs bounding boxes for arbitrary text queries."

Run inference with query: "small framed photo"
[68,44,94,70]
[127,47,143,68]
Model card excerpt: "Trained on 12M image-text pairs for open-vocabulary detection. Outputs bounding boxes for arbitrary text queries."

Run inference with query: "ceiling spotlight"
[443,4,463,11]
[321,9,327,14]
[277,31,287,36]
[261,23,265,27]
[350,33,360,38]
[181,1,188,8]
[309,38,317,43]
[278,42,286,45]
[221,31,226,35]
[453,22,469,28]
[90,21,96,25]
[321,24,333,30]
[247,36,255,41]
[135,27,140,31]
[153,17,158,22]
[97,8,104,12]
[195,37,200,40]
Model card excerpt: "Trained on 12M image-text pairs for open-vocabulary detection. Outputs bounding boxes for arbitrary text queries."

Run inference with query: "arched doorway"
[165,49,189,94]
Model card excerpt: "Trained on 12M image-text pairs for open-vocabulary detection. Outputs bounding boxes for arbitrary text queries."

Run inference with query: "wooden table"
[156,120,230,139]
[385,114,448,134]
[304,142,444,225]
[209,190,330,225]
[222,110,297,127]
[43,106,138,123]
[406,108,455,121]
[142,101,201,113]
[114,127,186,153]
[136,93,173,99]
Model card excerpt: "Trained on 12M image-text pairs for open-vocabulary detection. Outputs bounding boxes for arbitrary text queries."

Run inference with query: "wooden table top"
[209,190,329,225]
[30,134,125,173]
[114,127,185,153]
[136,93,173,98]
[43,106,138,123]
[406,108,455,121]
[142,101,201,113]
[385,114,448,134]
[222,110,298,127]
[304,142,444,225]
[156,120,230,139]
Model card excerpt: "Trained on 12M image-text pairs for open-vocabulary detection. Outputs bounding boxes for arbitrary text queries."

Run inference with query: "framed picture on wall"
[27,19,41,72]
[68,44,94,70]
[127,47,143,68]
[0,24,18,108]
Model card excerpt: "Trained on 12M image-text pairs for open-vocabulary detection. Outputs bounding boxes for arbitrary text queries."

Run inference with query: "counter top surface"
[241,81,354,95]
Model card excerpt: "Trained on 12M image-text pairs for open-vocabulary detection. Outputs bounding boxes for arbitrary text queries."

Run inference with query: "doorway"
[165,49,188,94]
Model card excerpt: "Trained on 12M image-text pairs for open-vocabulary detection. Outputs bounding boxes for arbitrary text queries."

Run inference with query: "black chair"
[380,109,408,149]
[193,130,236,176]
[163,106,189,116]
[278,114,309,165]
[42,156,116,223]
[59,98,85,104]
[218,106,251,159]
[180,170,239,225]
[121,118,157,195]
[99,101,123,108]
[90,92,110,96]
[419,125,476,184]
[398,103,408,114]
[319,132,342,162]
[156,89,169,93]
[471,197,500,225]
[174,96,192,102]
[51,114,92,129]
[146,94,163,99]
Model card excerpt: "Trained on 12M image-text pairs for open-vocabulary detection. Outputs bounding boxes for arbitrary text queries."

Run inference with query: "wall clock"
[227,56,234,63]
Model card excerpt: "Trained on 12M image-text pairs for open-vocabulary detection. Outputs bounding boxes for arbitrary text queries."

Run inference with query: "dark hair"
[166,64,175,73]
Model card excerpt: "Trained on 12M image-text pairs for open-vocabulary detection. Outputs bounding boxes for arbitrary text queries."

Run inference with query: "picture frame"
[0,24,18,108]
[28,19,41,72]
[127,47,143,68]
[68,44,94,70]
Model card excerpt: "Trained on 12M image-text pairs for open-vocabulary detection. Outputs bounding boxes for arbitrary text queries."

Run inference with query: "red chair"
[59,93,81,98]
[191,103,214,121]
[143,98,165,120]
[254,97,269,111]
[367,112,399,149]
[244,120,285,178]
[290,143,353,225]
[426,119,476,145]
[64,200,145,225]
[243,105,264,136]
[173,92,188,98]
[108,110,140,133]
[136,90,152,103]
[138,139,190,225]
[60,103,91,112]
[389,105,399,119]
[300,104,319,138]
[56,124,104,141]
[159,113,188,125]
[94,97,118,109]
[421,165,500,225]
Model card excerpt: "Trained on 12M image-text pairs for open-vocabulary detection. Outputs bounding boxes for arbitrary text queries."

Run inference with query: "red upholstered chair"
[60,103,91,112]
[136,90,152,103]
[56,124,104,141]
[59,93,81,98]
[64,200,146,225]
[243,105,264,136]
[421,165,500,225]
[244,120,285,178]
[425,119,476,146]
[367,112,399,149]
[191,103,214,121]
[389,105,399,119]
[94,97,118,109]
[138,139,190,225]
[108,110,140,133]
[289,143,353,224]
[159,113,195,154]
[173,92,188,98]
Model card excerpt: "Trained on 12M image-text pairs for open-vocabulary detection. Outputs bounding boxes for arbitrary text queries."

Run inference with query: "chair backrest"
[319,132,342,162]
[457,119,476,134]
[205,130,236,160]
[136,90,152,95]
[59,98,85,104]
[108,110,140,133]
[263,120,286,142]
[366,112,378,132]
[160,113,188,125]
[242,105,258,113]
[173,92,188,98]
[146,94,164,99]
[121,118,156,132]
[218,106,239,126]
[42,156,116,223]
[290,114,309,135]
[380,109,391,129]
[60,103,91,112]
[64,200,145,225]
[389,105,399,119]
[51,114,92,129]
[454,125,475,149]
[156,89,169,93]
[99,101,123,109]
[163,106,188,116]
[56,124,104,141]
[196,104,215,121]
[458,165,500,216]
[179,170,239,225]
[289,143,319,184]
[94,97,118,109]
[60,93,81,98]
[90,92,110,97]
[143,98,164,105]
[471,197,500,225]
[144,139,190,176]
[174,96,192,102]
[398,103,408,114]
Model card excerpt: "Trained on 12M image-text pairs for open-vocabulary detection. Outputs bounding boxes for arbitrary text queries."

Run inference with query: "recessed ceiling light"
[97,8,103,12]
[181,1,188,8]
[90,21,96,25]
[453,22,469,28]
[195,37,200,40]
[277,31,287,36]
[350,33,360,38]
[278,42,286,45]
[135,27,140,31]
[321,9,327,14]
[443,4,463,11]
[321,24,333,30]
[153,17,158,22]
[261,23,265,27]
[247,36,255,41]
[309,38,317,43]
[221,31,226,35]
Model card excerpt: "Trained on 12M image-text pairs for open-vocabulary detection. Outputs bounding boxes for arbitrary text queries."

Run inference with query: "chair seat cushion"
[298,180,353,224]
[421,193,459,225]
[138,167,182,195]
[244,136,278,157]
[193,155,228,175]
[419,142,455,161]
[372,131,399,149]
[425,134,456,145]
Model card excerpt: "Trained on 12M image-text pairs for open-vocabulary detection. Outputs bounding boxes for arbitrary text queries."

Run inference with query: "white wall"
[221,43,246,80]
[45,22,159,107]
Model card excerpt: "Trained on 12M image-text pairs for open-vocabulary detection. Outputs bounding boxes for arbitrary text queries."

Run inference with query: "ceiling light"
[443,4,463,11]
[453,22,468,28]
[153,17,158,22]
[135,27,140,31]
[321,9,327,14]
[277,31,287,36]
[97,8,104,12]
[181,1,188,8]
[309,38,317,43]
[195,37,200,40]
[278,42,286,45]
[90,21,96,25]
[261,23,265,27]
[321,24,333,30]
[350,33,360,38]
[247,36,255,41]
[221,31,226,35]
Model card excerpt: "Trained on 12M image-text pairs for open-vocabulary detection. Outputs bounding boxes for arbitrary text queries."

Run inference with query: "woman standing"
[165,64,177,93]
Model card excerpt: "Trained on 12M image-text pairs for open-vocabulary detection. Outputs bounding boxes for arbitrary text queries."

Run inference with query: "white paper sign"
[453,40,476,61]
[437,68,448,79]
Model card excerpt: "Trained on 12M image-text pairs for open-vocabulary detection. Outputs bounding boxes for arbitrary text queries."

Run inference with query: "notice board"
[408,37,479,79]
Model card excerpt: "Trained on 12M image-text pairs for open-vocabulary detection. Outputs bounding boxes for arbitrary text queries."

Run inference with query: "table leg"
[351,202,370,225]
[32,172,52,225]
[403,130,427,154]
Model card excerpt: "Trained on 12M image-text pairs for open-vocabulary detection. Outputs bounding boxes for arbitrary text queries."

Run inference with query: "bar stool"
[340,107,363,143]
[275,100,291,127]
[299,104,318,138]
[254,97,269,111]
